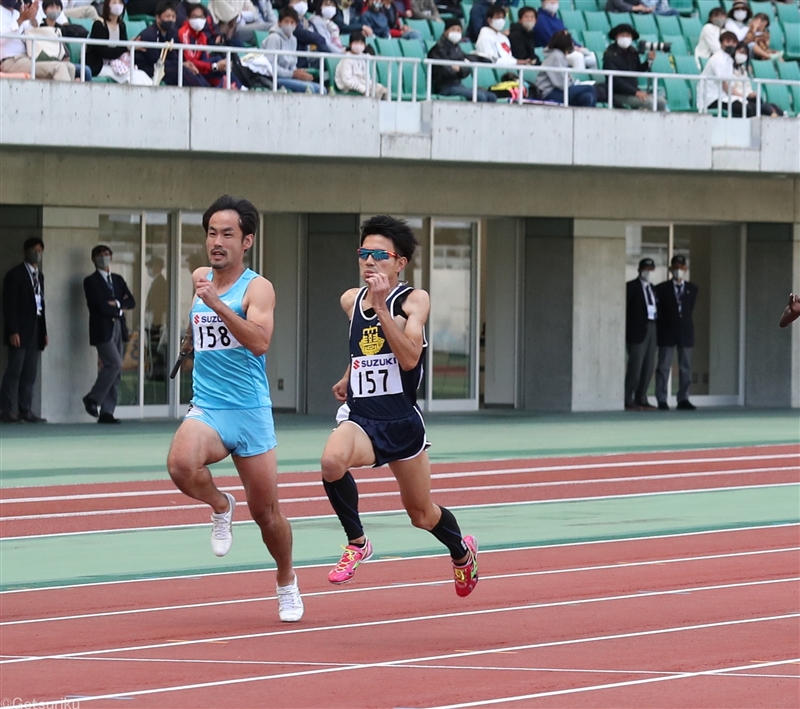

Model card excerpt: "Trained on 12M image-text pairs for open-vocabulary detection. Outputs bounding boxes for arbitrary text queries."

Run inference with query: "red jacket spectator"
[178,16,216,75]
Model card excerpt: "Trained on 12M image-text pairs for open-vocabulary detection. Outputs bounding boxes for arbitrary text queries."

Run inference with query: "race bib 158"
[193,313,241,352]
[350,355,403,398]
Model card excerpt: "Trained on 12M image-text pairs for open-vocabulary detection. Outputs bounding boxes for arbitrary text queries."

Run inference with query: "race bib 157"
[350,355,403,398]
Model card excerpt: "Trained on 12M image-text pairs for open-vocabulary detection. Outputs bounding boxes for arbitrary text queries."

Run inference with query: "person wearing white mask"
[264,6,325,91]
[476,4,528,65]
[625,257,659,410]
[655,255,698,411]
[310,0,345,53]
[0,0,74,79]
[335,31,388,96]
[428,16,497,100]
[87,0,151,84]
[694,7,726,66]
[533,0,597,69]
[602,23,665,110]
[724,1,751,42]
[178,3,230,87]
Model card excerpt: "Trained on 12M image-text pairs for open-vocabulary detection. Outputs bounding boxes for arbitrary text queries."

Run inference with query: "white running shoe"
[210,492,235,557]
[276,576,304,622]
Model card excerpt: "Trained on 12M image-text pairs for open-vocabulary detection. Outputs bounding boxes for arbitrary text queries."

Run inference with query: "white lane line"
[422,658,800,709]
[2,577,797,667]
[3,479,798,523]
[3,546,797,627]
[3,454,797,504]
[3,522,797,590]
[15,618,800,707]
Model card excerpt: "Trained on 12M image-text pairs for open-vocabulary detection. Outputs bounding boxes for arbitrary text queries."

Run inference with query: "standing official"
[655,254,698,410]
[625,258,658,410]
[1,238,48,423]
[83,245,136,424]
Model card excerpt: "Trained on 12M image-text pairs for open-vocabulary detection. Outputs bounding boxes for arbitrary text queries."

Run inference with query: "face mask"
[616,35,632,49]
[723,44,736,56]
[321,5,336,18]
[25,250,41,266]
[521,20,535,31]
[293,0,308,15]
[490,17,505,31]
[189,16,206,31]
[350,42,365,53]
[95,256,111,270]
[45,9,61,20]
[160,19,174,32]
[733,9,747,21]
[281,22,295,36]
[640,271,651,282]
[734,52,748,64]
[446,30,461,43]
[712,17,725,27]
[109,2,124,16]
[543,2,558,14]
[673,268,685,281]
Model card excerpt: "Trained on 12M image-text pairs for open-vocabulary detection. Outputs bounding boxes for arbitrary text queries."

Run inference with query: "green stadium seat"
[639,33,659,46]
[460,1,472,21]
[534,46,544,62]
[662,34,689,55]
[461,39,475,53]
[650,52,673,73]
[573,0,600,11]
[750,59,776,79]
[430,19,445,40]
[581,29,608,59]
[695,0,722,24]
[508,6,519,22]
[324,56,349,94]
[685,33,700,51]
[777,61,800,114]
[68,17,94,32]
[785,24,800,60]
[560,9,587,32]
[655,14,681,38]
[673,54,699,75]
[769,21,784,52]
[397,39,428,99]
[679,16,702,41]
[632,13,658,37]
[126,21,147,38]
[607,12,632,31]
[375,37,402,56]
[406,18,434,41]
[749,1,775,20]
[776,3,800,26]
[127,13,154,24]
[424,39,437,52]
[669,0,694,16]
[254,30,269,48]
[721,0,735,11]
[764,83,793,115]
[461,64,501,91]
[584,11,611,34]
[664,75,694,110]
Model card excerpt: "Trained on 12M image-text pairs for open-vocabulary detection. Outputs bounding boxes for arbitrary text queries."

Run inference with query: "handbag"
[24,26,65,61]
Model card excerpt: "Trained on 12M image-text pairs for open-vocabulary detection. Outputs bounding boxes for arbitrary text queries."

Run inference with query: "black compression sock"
[429,506,469,561]
[322,471,364,542]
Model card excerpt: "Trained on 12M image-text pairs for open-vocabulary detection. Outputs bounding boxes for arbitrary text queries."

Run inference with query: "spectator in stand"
[746,13,780,61]
[332,0,374,38]
[362,0,420,40]
[410,0,440,21]
[310,0,345,53]
[39,0,92,80]
[603,24,665,110]
[334,31,388,96]
[87,0,151,84]
[136,0,210,85]
[178,3,230,86]
[724,0,751,42]
[476,5,518,65]
[534,0,597,69]
[264,6,324,91]
[637,0,678,17]
[428,17,497,100]
[0,0,75,80]
[605,0,652,14]
[535,30,596,105]
[509,6,541,64]
[285,0,332,66]
[700,36,783,116]
[694,6,726,66]
[208,0,275,46]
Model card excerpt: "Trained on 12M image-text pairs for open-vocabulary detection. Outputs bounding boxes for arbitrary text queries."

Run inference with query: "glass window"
[143,212,171,405]
[98,213,142,407]
[179,213,208,405]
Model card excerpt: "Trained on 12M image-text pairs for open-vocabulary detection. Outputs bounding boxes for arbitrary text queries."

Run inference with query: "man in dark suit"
[624,257,658,410]
[1,238,48,423]
[83,245,136,424]
[655,254,699,410]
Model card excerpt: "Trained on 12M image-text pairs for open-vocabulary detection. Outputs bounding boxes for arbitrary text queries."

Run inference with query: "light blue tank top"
[190,268,271,410]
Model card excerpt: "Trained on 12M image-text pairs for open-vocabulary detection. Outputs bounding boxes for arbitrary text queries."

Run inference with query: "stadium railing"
[3,33,799,118]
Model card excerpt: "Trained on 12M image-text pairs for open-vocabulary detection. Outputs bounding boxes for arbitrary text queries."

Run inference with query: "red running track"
[1,525,798,708]
[2,444,798,537]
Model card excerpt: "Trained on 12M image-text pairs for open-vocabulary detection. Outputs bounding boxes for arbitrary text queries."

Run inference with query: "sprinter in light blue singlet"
[166,195,303,623]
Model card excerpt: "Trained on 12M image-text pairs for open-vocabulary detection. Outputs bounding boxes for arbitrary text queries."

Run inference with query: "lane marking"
[3,546,798,627]
[12,618,800,706]
[2,577,797,666]
[2,454,797,504]
[2,480,798,523]
[422,659,800,709]
[3,522,797,592]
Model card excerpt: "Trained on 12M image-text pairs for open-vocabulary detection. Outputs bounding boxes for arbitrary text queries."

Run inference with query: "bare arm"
[332,288,360,400]
[779,293,800,328]
[369,279,429,371]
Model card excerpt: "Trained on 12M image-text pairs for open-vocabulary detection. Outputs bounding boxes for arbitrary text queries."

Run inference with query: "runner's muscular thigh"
[168,418,229,473]
[321,421,376,481]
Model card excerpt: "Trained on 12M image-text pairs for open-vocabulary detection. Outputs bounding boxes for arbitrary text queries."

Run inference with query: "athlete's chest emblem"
[359,326,385,356]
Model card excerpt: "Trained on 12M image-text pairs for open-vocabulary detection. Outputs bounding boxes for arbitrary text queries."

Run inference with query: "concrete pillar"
[744,223,795,408]
[792,224,800,409]
[571,220,627,412]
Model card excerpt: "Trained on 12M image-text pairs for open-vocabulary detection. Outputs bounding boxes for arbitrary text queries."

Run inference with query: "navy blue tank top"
[346,284,426,420]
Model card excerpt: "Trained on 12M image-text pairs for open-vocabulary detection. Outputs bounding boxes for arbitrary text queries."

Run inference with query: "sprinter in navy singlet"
[166,195,303,623]
[320,215,479,597]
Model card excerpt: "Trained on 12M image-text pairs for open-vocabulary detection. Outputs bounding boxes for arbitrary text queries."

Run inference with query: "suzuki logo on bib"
[359,326,385,356]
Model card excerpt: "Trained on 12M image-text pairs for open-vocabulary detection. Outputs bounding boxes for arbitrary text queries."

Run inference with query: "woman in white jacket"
[475,4,528,66]
[334,32,388,97]
[694,7,726,67]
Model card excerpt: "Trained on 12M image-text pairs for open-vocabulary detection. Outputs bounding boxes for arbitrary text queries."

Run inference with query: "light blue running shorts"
[185,405,277,457]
